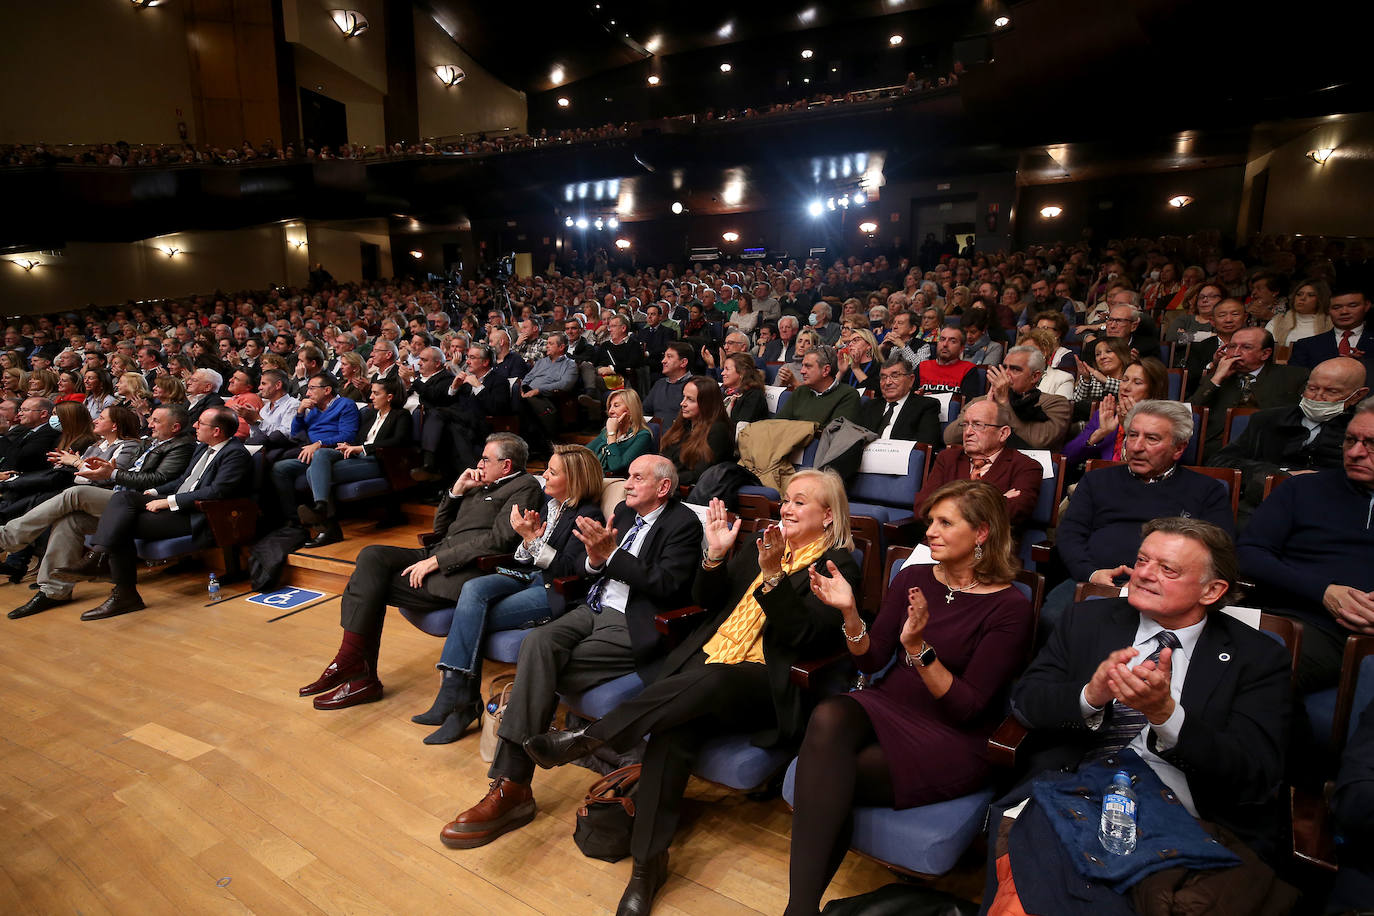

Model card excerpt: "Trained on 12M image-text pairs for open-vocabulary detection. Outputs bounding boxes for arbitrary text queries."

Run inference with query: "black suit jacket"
[153,438,254,536]
[1208,404,1350,509]
[597,500,704,682]
[451,368,514,417]
[859,394,942,445]
[186,393,225,426]
[411,369,457,411]
[727,387,770,424]
[356,406,413,455]
[0,424,59,473]
[637,324,678,362]
[1289,326,1374,372]
[112,433,196,491]
[1011,598,1291,859]
[1190,362,1310,454]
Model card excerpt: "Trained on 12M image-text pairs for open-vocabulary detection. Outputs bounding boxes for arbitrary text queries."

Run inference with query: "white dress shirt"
[584,502,667,615]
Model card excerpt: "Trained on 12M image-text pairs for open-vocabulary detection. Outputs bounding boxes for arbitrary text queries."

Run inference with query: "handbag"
[478,673,517,764]
[572,764,641,862]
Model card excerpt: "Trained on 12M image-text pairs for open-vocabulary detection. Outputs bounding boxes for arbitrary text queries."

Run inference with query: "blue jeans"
[272,449,381,511]
[438,571,553,674]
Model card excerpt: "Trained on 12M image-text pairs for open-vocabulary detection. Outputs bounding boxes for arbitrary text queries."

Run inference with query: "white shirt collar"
[1133,615,1206,662]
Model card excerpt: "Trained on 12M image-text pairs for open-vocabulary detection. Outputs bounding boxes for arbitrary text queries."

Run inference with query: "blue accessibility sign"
[246,587,328,609]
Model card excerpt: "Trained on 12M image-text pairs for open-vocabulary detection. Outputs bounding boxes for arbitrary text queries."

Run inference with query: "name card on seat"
[930,391,954,418]
[858,439,915,476]
[900,544,936,568]
[1020,449,1055,477]
[764,385,786,412]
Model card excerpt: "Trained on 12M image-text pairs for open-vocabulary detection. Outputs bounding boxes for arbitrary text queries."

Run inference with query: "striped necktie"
[585,516,647,613]
[1088,630,1181,759]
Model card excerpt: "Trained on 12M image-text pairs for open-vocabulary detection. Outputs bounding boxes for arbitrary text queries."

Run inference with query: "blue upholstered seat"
[293,472,390,503]
[782,757,994,876]
[848,444,929,528]
[395,605,533,664]
[134,535,201,561]
[563,672,645,720]
[697,737,793,790]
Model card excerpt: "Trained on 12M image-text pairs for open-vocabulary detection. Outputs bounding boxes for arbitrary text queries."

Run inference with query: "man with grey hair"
[944,344,1072,449]
[440,453,702,850]
[809,301,841,346]
[515,332,577,457]
[753,281,781,324]
[185,368,225,427]
[774,345,861,425]
[367,338,400,381]
[763,315,802,363]
[1041,399,1236,630]
[1087,293,1161,363]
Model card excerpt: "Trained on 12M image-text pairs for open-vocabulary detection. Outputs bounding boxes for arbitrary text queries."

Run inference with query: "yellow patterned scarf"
[703,535,829,666]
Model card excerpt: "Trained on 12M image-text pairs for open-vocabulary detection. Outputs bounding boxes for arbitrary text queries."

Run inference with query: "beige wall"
[0,1,196,145]
[413,9,527,140]
[293,47,387,149]
[1245,113,1374,238]
[282,0,387,94]
[305,219,393,284]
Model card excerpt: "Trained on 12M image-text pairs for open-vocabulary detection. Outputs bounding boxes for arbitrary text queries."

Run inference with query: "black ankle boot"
[423,698,484,745]
[298,501,329,526]
[412,669,473,726]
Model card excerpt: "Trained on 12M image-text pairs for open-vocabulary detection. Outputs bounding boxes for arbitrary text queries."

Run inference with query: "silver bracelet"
[842,619,867,643]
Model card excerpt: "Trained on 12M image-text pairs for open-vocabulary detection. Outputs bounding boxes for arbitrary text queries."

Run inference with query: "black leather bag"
[572,764,641,862]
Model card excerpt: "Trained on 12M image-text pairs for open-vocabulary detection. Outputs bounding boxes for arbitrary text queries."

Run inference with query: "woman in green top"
[586,387,654,477]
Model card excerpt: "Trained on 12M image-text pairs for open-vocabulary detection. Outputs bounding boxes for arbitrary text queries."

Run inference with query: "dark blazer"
[916,446,1043,528]
[1208,404,1350,511]
[637,324,678,363]
[727,387,770,424]
[355,406,413,455]
[1190,362,1310,454]
[598,499,704,681]
[657,544,859,749]
[661,419,733,487]
[0,424,59,473]
[527,499,603,619]
[426,473,545,599]
[1289,326,1374,372]
[859,393,942,445]
[113,433,196,491]
[452,368,514,417]
[411,369,457,411]
[1183,335,1222,397]
[763,338,800,364]
[153,438,254,536]
[185,393,225,427]
[1011,597,1291,859]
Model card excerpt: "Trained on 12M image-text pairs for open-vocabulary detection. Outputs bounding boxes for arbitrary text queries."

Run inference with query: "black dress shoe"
[616,852,669,916]
[80,588,146,621]
[523,725,604,770]
[8,592,70,619]
[303,524,343,548]
[54,551,109,582]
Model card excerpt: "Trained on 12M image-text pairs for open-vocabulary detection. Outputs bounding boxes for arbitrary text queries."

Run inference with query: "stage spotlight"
[807,200,824,217]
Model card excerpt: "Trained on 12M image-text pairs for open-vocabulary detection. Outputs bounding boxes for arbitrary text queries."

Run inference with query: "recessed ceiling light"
[671,201,684,214]
[720,62,732,72]
[557,97,570,107]
[722,231,740,242]
[801,49,813,59]
[647,75,660,85]
[994,16,1010,27]
[889,34,903,46]
[565,217,574,227]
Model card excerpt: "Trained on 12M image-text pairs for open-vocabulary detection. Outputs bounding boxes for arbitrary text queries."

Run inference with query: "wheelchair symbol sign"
[246,587,326,609]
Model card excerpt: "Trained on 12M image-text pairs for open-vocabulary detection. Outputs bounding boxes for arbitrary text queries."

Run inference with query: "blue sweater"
[1238,469,1374,636]
[291,395,361,446]
[1056,464,1235,581]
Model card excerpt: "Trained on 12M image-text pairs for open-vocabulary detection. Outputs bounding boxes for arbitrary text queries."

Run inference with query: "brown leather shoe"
[55,551,109,583]
[312,673,383,710]
[80,587,146,621]
[299,657,367,697]
[440,777,536,849]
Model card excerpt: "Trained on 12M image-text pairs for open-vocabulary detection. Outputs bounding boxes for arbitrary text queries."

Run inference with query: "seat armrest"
[882,516,923,547]
[789,650,852,688]
[418,531,441,547]
[987,716,1029,768]
[654,605,706,636]
[193,498,259,546]
[476,553,517,573]
[374,445,422,492]
[1029,540,1054,565]
[551,575,587,599]
[1291,784,1338,872]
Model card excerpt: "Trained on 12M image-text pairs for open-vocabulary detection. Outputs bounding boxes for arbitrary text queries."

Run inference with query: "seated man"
[915,398,1042,538]
[1008,517,1291,884]
[773,346,861,426]
[270,373,361,520]
[411,342,513,482]
[514,331,577,458]
[0,404,196,618]
[943,345,1072,450]
[1189,326,1309,457]
[57,407,252,620]
[440,455,701,850]
[1043,400,1235,630]
[301,433,544,708]
[1290,281,1374,379]
[641,341,692,422]
[1238,398,1374,691]
[858,357,942,445]
[916,326,981,398]
[1209,356,1367,524]
[185,369,226,425]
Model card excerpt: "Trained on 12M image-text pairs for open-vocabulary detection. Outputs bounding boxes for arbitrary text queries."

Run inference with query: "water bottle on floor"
[1099,770,1138,855]
[208,572,221,603]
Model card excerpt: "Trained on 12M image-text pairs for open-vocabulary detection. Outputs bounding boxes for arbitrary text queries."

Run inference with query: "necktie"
[881,401,896,434]
[1238,372,1256,406]
[1339,330,1353,357]
[177,447,214,494]
[585,516,647,613]
[969,457,990,479]
[1088,630,1182,759]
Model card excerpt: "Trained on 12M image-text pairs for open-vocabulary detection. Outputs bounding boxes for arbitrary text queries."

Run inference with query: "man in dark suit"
[302,432,544,710]
[440,455,702,851]
[914,398,1042,533]
[1290,284,1374,377]
[137,346,163,390]
[59,407,252,620]
[0,397,60,474]
[637,304,678,372]
[762,316,802,364]
[1208,356,1367,523]
[858,357,941,445]
[1190,326,1309,456]
[411,343,511,482]
[184,369,226,427]
[1010,517,1291,868]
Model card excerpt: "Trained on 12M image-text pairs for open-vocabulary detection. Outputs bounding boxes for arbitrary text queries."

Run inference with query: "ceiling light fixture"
[1167,195,1194,208]
[329,10,368,37]
[722,231,740,242]
[607,217,619,229]
[720,62,732,72]
[852,191,866,205]
[859,222,878,234]
[1039,206,1063,218]
[1306,147,1335,164]
[671,201,684,214]
[594,218,604,230]
[12,258,39,271]
[557,97,570,107]
[889,34,903,46]
[130,0,166,7]
[647,75,660,86]
[615,238,631,250]
[434,65,466,86]
[801,49,813,59]
[409,250,424,259]
[807,200,824,217]
[576,217,589,229]
[565,217,575,227]
[994,16,1010,27]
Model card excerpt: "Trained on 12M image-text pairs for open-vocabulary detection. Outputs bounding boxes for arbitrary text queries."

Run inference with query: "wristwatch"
[904,642,937,668]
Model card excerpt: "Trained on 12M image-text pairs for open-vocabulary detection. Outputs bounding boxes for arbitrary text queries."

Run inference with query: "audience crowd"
[2,226,1372,914]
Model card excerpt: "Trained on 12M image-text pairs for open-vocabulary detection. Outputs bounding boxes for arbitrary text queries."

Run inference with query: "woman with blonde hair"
[1267,278,1332,348]
[2,367,27,396]
[336,351,370,401]
[153,375,187,406]
[413,444,605,744]
[26,369,58,399]
[838,328,881,393]
[523,469,861,914]
[586,387,653,477]
[786,479,1032,915]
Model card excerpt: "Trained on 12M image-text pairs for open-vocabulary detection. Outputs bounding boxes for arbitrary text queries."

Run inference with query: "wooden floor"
[0,515,984,915]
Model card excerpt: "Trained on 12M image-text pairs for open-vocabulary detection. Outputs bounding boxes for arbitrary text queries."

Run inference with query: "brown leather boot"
[440,777,535,849]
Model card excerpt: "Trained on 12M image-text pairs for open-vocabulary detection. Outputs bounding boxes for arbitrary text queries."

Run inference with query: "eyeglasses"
[964,421,1009,433]
[1344,435,1374,451]
[1104,317,1133,325]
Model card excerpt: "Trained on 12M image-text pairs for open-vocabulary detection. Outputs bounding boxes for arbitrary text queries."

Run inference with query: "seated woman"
[785,479,1033,915]
[2,368,26,398]
[280,376,413,547]
[658,376,731,488]
[116,371,154,426]
[81,369,117,422]
[721,353,769,424]
[54,370,85,405]
[523,471,861,914]
[837,329,881,394]
[1267,278,1331,349]
[775,328,820,389]
[1071,335,1130,417]
[586,387,653,477]
[413,444,604,745]
[1063,357,1168,470]
[153,375,187,408]
[336,352,371,401]
[26,369,58,400]
[1017,326,1075,399]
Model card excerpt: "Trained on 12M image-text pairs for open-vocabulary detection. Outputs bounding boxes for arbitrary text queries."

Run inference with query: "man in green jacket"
[774,346,861,427]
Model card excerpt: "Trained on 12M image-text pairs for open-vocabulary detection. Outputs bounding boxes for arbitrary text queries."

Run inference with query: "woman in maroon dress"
[784,479,1034,915]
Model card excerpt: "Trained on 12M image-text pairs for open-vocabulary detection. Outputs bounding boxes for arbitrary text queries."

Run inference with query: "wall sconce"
[859,221,878,234]
[434,65,466,86]
[161,246,181,258]
[615,239,632,250]
[722,231,740,242]
[291,239,308,249]
[130,0,166,7]
[1039,206,1063,219]
[330,10,369,38]
[1306,148,1335,164]
[556,97,570,108]
[11,258,39,271]
[409,250,424,259]
[1167,195,1194,208]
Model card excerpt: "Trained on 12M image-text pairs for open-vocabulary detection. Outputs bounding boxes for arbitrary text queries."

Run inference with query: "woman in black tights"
[785,479,1034,915]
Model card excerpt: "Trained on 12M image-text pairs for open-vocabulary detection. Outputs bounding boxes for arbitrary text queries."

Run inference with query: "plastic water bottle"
[208,573,221,603]
[1099,770,1138,855]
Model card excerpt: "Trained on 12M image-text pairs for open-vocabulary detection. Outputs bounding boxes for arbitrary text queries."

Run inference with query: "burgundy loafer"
[299,659,367,697]
[312,675,383,710]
